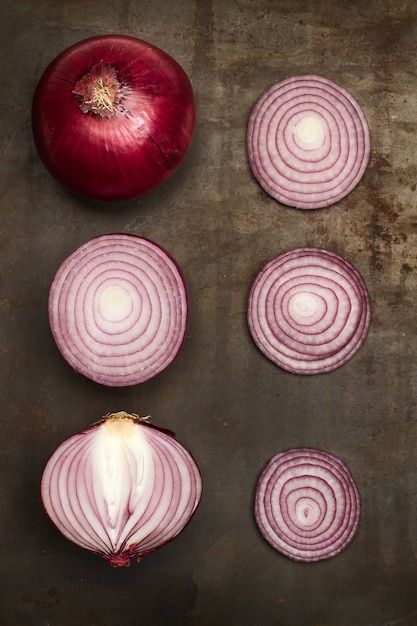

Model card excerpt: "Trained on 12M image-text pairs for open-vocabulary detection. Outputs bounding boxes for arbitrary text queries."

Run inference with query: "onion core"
[255,448,360,562]
[32,35,196,201]
[247,248,371,374]
[41,412,203,567]
[247,74,370,209]
[48,234,188,387]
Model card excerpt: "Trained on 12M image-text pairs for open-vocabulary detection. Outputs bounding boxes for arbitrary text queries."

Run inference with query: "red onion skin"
[32,35,196,201]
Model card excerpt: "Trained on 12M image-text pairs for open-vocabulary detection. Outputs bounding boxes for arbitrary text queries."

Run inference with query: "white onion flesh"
[255,448,360,562]
[247,248,371,375]
[48,234,188,387]
[247,74,371,209]
[41,412,202,567]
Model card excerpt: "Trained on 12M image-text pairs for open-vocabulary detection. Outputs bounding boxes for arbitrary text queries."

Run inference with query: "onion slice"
[255,448,360,562]
[247,247,371,375]
[247,74,370,209]
[48,234,188,387]
[41,412,203,567]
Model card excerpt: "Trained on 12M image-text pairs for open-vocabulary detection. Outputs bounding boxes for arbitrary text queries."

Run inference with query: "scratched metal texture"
[0,1,417,625]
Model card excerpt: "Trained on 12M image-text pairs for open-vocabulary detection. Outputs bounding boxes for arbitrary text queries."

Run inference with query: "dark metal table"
[1,1,416,624]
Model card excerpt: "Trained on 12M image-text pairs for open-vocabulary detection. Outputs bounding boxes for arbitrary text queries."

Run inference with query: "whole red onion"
[32,35,196,201]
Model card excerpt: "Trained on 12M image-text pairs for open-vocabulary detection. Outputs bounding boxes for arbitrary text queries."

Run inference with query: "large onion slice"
[255,448,360,562]
[48,234,188,387]
[247,74,370,209]
[41,412,203,566]
[247,248,371,375]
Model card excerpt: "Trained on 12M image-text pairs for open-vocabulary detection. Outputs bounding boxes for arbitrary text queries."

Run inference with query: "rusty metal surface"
[1,0,417,624]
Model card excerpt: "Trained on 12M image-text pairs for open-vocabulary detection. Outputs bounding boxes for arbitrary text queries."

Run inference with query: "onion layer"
[247,248,371,375]
[48,234,188,387]
[247,74,370,209]
[255,448,360,562]
[32,35,195,201]
[41,412,203,567]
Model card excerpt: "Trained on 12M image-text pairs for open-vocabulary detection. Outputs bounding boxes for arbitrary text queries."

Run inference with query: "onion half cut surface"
[255,448,360,562]
[247,248,371,375]
[41,412,203,567]
[48,234,188,387]
[247,74,370,209]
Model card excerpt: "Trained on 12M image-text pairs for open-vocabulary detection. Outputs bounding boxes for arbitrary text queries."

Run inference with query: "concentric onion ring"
[247,248,371,375]
[254,448,360,562]
[48,234,188,386]
[247,74,371,209]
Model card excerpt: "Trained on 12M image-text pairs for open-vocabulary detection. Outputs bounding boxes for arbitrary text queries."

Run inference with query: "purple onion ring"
[247,247,371,374]
[247,74,370,209]
[255,448,360,562]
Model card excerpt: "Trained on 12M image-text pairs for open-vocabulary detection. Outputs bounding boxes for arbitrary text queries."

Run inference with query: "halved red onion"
[255,448,360,562]
[247,248,371,375]
[247,74,370,209]
[41,412,202,567]
[48,234,188,387]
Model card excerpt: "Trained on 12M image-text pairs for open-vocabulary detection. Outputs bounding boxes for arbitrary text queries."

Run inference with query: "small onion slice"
[255,448,360,562]
[41,412,203,567]
[247,74,370,209]
[48,234,188,387]
[247,248,371,375]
